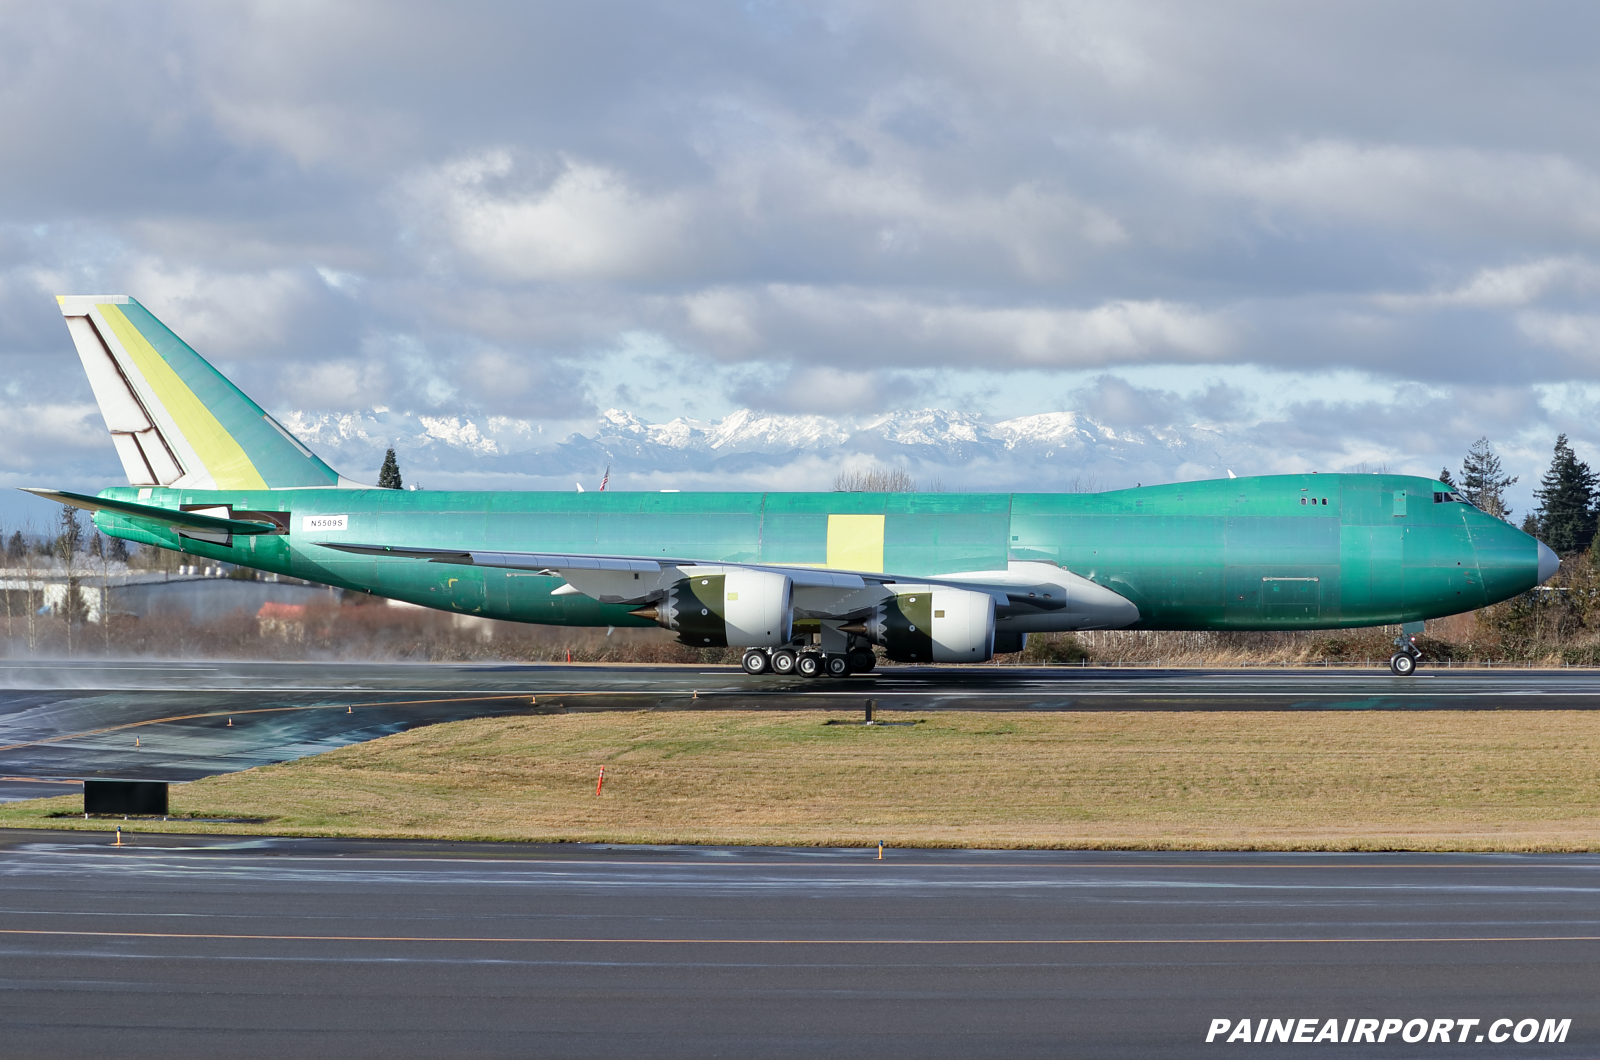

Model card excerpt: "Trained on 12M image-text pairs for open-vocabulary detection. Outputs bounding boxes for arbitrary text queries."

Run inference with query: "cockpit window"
[1434,492,1468,505]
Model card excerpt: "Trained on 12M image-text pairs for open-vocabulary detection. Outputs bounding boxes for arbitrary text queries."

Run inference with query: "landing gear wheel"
[769,649,797,675]
[796,652,823,678]
[825,654,852,678]
[1389,652,1417,676]
[847,649,876,673]
[741,649,770,676]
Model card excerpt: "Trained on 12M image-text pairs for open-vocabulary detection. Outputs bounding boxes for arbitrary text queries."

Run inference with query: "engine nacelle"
[639,569,794,648]
[861,587,995,663]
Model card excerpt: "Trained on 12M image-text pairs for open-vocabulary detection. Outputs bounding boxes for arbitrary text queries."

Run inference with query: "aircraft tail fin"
[56,295,351,490]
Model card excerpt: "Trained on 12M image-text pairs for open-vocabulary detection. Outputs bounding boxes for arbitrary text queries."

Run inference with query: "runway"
[0,829,1590,1059]
[6,660,1600,797]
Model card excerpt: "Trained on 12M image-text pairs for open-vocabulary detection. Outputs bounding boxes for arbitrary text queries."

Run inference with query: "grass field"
[6,709,1600,850]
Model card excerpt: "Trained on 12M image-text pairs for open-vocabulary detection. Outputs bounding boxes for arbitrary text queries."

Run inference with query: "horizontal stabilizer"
[20,488,281,535]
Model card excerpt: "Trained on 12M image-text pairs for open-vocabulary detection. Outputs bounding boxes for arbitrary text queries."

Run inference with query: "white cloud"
[684,285,1232,369]
[1167,138,1600,239]
[118,260,320,358]
[415,152,693,282]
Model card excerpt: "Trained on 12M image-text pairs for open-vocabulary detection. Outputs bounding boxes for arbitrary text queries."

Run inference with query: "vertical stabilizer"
[56,295,348,490]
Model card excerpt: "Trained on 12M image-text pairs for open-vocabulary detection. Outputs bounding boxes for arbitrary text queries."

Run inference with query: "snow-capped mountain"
[279,405,1249,492]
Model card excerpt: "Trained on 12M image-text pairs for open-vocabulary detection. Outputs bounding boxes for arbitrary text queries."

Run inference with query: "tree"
[378,448,403,490]
[0,523,9,642]
[1438,467,1455,487]
[1459,437,1516,519]
[5,531,22,561]
[834,466,916,492]
[1533,434,1598,554]
[55,506,83,559]
[56,506,86,653]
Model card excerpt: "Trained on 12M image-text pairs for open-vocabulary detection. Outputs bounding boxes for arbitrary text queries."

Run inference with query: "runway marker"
[595,766,605,795]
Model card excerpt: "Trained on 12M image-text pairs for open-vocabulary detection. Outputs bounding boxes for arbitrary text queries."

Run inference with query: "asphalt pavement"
[0,830,1592,1059]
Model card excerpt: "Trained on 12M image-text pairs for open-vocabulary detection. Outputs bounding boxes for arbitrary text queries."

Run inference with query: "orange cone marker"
[595,766,606,795]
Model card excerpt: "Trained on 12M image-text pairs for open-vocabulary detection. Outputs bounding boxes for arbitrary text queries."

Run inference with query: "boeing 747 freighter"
[25,296,1559,676]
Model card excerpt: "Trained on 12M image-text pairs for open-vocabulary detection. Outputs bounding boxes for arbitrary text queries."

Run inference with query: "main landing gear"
[741,646,877,678]
[1388,631,1422,676]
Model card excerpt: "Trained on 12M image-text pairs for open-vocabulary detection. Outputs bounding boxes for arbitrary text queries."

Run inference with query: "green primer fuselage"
[91,470,1542,632]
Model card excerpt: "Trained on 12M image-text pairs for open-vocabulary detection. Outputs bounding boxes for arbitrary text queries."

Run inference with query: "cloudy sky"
[3,1,1598,523]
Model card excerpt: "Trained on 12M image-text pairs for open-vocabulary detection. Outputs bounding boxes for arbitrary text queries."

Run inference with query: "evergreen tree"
[1438,467,1455,487]
[108,537,129,562]
[55,507,82,561]
[1533,434,1598,554]
[5,531,21,561]
[1459,436,1516,519]
[378,448,403,490]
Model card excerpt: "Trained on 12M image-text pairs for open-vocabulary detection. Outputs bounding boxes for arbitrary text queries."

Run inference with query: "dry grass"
[8,709,1600,850]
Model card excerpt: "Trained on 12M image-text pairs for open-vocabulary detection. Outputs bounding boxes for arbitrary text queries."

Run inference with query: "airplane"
[25,295,1559,678]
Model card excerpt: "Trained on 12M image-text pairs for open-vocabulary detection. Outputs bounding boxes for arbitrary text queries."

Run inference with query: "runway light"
[227,718,232,727]
[134,736,139,747]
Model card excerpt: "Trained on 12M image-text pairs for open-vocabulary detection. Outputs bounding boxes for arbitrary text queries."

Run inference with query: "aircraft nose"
[1537,540,1560,584]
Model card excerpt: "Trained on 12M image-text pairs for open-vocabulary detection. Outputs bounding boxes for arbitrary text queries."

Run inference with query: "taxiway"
[0,830,1592,1059]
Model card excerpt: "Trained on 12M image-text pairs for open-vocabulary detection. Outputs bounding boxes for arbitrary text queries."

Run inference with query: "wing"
[315,542,1138,629]
[316,541,1029,607]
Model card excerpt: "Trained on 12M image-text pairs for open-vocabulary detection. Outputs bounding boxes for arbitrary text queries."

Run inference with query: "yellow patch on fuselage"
[826,514,885,573]
[97,304,267,491]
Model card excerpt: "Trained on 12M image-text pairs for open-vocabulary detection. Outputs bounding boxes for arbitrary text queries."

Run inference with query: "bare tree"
[92,531,112,655]
[20,524,38,654]
[56,507,84,655]
[833,466,918,492]
[0,522,10,646]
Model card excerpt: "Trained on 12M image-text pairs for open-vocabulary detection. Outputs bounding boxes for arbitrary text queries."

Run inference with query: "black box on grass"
[84,780,168,816]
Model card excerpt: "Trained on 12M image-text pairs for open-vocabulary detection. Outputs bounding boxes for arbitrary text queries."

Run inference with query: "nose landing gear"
[1389,631,1422,676]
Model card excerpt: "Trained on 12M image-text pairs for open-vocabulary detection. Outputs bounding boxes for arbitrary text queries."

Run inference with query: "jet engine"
[633,569,793,648]
[858,586,995,663]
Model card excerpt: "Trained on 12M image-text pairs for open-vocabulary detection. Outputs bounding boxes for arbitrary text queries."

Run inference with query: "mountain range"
[279,406,1253,493]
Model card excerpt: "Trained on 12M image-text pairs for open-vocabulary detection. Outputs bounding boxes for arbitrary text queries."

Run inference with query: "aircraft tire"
[770,649,797,675]
[796,652,823,678]
[741,649,770,676]
[1389,652,1417,676]
[825,654,851,678]
[847,649,876,672]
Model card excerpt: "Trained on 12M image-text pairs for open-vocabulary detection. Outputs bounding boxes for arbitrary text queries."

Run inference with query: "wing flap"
[321,542,663,573]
